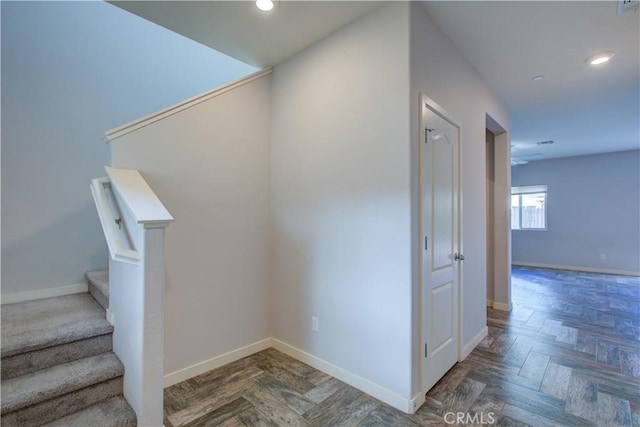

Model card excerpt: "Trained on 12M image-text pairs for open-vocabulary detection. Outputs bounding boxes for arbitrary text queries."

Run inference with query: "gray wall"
[110,73,272,380]
[512,150,640,274]
[410,1,510,370]
[1,1,256,295]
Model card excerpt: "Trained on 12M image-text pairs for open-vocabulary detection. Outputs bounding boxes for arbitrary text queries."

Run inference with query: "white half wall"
[110,72,272,377]
[271,2,413,400]
[1,1,256,296]
[409,2,510,395]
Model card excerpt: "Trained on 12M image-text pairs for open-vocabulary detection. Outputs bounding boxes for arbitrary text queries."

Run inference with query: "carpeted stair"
[85,269,109,311]
[1,270,136,426]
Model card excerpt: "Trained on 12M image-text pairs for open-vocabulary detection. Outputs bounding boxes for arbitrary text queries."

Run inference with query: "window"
[511,185,547,230]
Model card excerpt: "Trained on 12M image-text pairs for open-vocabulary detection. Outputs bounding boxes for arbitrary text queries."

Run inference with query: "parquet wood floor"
[164,267,640,426]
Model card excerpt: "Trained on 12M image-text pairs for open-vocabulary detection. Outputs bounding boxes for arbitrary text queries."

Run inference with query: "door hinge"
[425,343,428,358]
[424,236,428,250]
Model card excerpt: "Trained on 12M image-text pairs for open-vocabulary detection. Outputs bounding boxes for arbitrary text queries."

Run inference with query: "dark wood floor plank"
[182,397,252,427]
[356,403,422,427]
[565,374,598,423]
[236,407,279,427]
[540,319,562,337]
[501,403,566,427]
[469,389,506,417]
[307,393,377,427]
[305,370,332,386]
[425,363,469,402]
[489,332,518,356]
[168,379,257,426]
[575,331,598,355]
[261,348,318,378]
[495,414,532,426]
[301,383,357,422]
[303,377,344,404]
[260,365,316,395]
[597,338,622,367]
[540,362,572,400]
[243,387,311,426]
[524,311,547,330]
[251,372,316,415]
[630,401,640,427]
[503,338,532,368]
[556,325,578,345]
[570,366,640,404]
[518,351,550,383]
[218,415,245,427]
[438,377,485,415]
[597,392,633,427]
[514,307,534,322]
[620,347,640,379]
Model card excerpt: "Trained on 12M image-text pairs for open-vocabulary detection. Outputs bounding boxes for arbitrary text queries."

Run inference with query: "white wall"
[492,130,512,310]
[110,73,272,378]
[512,150,640,275]
[409,2,510,393]
[271,2,413,401]
[486,131,495,303]
[1,1,256,295]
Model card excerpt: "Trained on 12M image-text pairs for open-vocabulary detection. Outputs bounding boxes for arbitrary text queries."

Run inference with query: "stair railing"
[90,166,173,427]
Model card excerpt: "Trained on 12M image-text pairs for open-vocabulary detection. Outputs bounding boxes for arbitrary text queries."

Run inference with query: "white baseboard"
[271,338,415,414]
[164,337,427,414]
[1,283,88,305]
[163,338,272,387]
[410,390,426,413]
[512,261,639,277]
[492,301,512,312]
[106,309,115,326]
[461,326,488,360]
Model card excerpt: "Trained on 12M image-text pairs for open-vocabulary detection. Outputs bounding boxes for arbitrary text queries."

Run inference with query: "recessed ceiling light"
[531,75,544,81]
[586,51,615,66]
[256,0,274,11]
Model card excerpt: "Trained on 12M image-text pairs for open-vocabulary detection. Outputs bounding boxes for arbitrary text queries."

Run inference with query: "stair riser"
[2,334,112,380]
[85,270,109,310]
[1,377,123,427]
[88,284,108,311]
[41,396,136,427]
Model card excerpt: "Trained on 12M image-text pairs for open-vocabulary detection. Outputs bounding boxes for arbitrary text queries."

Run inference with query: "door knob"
[454,253,465,261]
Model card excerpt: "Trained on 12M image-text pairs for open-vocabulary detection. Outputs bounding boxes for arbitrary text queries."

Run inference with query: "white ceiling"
[111,0,640,162]
[422,1,640,162]
[110,1,382,67]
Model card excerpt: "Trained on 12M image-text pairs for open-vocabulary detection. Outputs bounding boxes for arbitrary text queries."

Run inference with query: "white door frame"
[419,93,463,393]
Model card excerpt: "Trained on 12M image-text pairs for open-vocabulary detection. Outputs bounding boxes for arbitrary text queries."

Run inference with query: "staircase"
[1,270,137,427]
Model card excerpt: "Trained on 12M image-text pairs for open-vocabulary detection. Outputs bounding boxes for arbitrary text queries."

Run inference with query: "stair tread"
[1,352,124,413]
[1,293,112,358]
[41,395,136,427]
[85,269,109,298]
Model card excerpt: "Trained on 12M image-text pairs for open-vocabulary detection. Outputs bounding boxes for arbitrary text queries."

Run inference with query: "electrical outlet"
[312,316,319,333]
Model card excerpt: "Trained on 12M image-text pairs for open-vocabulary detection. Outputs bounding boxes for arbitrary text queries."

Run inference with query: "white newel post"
[138,225,168,426]
[93,167,173,427]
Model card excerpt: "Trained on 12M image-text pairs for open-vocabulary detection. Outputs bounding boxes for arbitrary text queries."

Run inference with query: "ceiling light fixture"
[586,51,614,66]
[256,0,274,11]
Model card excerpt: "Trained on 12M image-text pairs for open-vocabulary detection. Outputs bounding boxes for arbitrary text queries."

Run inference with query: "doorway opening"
[485,115,511,312]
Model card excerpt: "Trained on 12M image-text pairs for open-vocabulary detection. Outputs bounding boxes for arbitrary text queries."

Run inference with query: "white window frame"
[511,185,547,231]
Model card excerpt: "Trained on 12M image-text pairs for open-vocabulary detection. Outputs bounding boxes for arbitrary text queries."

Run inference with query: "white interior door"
[420,96,461,392]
